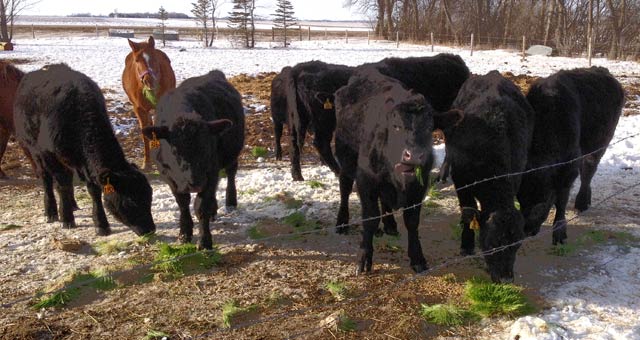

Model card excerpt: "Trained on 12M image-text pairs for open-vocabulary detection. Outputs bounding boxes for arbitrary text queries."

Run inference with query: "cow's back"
[14,64,117,166]
[157,70,245,165]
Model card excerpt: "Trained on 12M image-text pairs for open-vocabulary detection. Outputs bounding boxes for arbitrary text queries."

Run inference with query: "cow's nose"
[402,149,412,162]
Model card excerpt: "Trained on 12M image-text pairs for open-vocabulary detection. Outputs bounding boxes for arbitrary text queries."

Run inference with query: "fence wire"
[1,131,638,322]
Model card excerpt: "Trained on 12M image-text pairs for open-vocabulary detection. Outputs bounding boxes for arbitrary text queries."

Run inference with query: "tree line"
[345,0,640,59]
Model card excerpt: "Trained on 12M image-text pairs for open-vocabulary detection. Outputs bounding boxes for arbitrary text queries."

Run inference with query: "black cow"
[270,66,291,160]
[519,67,624,245]
[14,64,156,236]
[284,60,354,181]
[335,53,470,234]
[439,71,535,283]
[334,67,451,273]
[142,70,245,250]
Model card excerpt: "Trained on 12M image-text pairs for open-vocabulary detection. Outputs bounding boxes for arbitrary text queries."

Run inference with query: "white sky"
[22,0,367,21]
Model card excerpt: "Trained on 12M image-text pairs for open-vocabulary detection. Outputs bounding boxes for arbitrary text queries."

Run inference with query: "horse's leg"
[0,125,8,178]
[134,106,152,171]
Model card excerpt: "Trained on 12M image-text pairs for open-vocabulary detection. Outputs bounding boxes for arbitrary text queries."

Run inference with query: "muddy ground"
[0,73,639,339]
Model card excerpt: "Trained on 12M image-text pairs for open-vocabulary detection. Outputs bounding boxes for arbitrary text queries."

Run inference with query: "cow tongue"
[394,163,416,175]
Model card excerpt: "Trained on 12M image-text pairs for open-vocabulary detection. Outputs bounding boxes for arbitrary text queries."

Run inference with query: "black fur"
[270,66,291,161]
[284,60,354,181]
[334,67,436,274]
[14,64,155,236]
[142,70,245,250]
[518,66,624,245]
[439,71,535,283]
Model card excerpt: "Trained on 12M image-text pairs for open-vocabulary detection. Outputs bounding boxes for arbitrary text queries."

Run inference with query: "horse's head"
[127,36,160,90]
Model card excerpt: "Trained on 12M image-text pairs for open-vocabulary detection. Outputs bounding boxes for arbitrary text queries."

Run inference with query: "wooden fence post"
[431,32,434,52]
[470,33,474,56]
[32,24,35,39]
[396,31,399,48]
[345,29,348,43]
[521,35,526,61]
[299,25,302,41]
[308,26,311,41]
[325,28,328,40]
[367,30,370,45]
[272,27,275,42]
[95,24,99,38]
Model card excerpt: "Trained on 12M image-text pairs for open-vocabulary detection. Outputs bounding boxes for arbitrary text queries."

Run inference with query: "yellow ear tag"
[470,215,480,230]
[103,177,115,195]
[323,98,333,110]
[149,132,161,149]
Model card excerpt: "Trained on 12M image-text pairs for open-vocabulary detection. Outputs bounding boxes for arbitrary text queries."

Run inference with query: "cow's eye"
[393,125,401,132]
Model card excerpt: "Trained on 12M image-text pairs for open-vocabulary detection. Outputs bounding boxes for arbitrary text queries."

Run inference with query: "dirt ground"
[0,73,638,340]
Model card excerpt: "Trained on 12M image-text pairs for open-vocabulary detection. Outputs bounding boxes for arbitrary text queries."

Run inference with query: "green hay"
[337,313,357,332]
[250,146,268,158]
[93,239,130,255]
[374,234,402,253]
[283,211,319,231]
[142,86,158,106]
[325,281,348,301]
[0,223,23,231]
[420,303,480,326]
[464,278,535,317]
[153,242,221,277]
[307,180,326,189]
[143,330,170,340]
[247,225,267,240]
[33,270,116,309]
[221,300,256,328]
[415,165,425,186]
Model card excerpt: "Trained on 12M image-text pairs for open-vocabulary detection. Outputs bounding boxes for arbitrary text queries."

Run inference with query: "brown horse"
[0,60,34,178]
[122,36,176,170]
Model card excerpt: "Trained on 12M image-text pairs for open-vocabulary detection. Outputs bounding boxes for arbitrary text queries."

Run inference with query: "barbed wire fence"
[1,131,638,337]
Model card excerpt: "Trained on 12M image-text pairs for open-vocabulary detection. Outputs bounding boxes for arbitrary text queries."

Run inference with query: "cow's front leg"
[457,190,478,256]
[356,177,380,274]
[87,182,110,236]
[404,203,427,273]
[195,187,216,250]
[225,161,238,209]
[173,191,193,244]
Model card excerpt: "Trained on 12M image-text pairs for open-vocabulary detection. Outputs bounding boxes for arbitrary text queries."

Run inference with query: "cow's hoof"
[460,248,475,256]
[46,215,59,223]
[61,221,77,229]
[223,206,236,214]
[95,227,111,236]
[374,228,384,237]
[383,226,399,236]
[335,225,350,234]
[197,241,213,250]
[178,234,192,244]
[292,173,304,181]
[574,196,590,212]
[411,263,428,273]
[552,220,568,245]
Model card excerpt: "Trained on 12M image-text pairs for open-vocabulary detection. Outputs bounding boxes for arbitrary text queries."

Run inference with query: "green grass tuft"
[337,313,357,332]
[428,185,442,200]
[374,234,402,253]
[420,303,480,326]
[247,225,267,240]
[33,270,116,309]
[415,165,425,186]
[465,278,535,317]
[325,281,348,301]
[221,300,256,328]
[251,146,268,159]
[143,329,170,340]
[153,242,221,277]
[547,243,577,256]
[583,230,607,243]
[307,180,326,189]
[134,233,159,246]
[0,223,23,231]
[450,221,463,241]
[283,212,319,231]
[218,168,227,178]
[93,239,130,255]
[514,199,521,211]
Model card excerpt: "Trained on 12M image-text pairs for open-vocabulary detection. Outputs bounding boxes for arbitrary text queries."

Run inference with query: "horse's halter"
[136,52,158,89]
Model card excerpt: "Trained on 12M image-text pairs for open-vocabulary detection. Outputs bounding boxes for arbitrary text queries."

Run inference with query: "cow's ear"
[207,119,233,135]
[128,39,139,51]
[148,36,155,49]
[433,109,464,130]
[142,126,170,140]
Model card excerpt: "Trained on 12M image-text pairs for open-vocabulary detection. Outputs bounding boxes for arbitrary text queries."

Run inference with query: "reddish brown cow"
[122,36,176,170]
[0,60,34,178]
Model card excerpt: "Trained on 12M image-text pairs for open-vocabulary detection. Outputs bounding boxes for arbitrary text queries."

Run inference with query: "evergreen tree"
[158,6,168,47]
[272,0,297,47]
[192,0,212,47]
[228,0,256,48]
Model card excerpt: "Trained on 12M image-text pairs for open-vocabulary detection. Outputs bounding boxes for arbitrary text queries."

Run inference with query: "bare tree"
[209,0,224,46]
[1,0,34,42]
[192,0,212,47]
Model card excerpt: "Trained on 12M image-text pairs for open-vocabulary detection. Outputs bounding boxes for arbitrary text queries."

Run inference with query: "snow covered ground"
[2,35,640,339]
